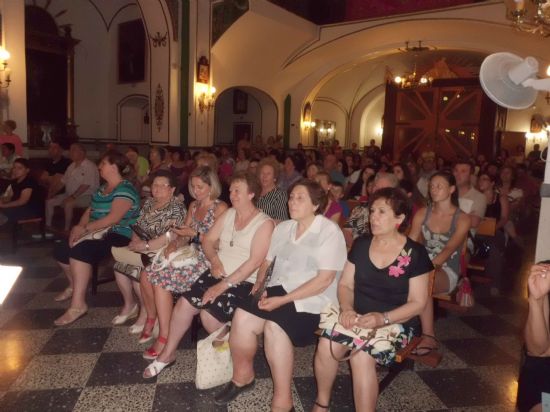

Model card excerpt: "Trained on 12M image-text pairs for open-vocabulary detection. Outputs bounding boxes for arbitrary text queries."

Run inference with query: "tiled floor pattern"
[0,238,530,411]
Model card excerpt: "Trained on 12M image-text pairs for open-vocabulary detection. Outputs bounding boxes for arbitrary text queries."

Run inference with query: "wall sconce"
[315,120,336,139]
[0,47,11,89]
[303,120,316,129]
[195,82,216,113]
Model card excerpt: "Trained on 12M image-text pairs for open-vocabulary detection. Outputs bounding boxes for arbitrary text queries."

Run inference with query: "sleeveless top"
[421,205,461,275]
[190,199,221,235]
[218,208,270,284]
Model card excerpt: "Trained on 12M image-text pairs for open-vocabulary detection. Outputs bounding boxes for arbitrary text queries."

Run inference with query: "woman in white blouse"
[213,179,347,410]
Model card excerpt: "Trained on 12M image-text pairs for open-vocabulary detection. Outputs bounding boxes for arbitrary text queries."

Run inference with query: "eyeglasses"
[151,183,171,189]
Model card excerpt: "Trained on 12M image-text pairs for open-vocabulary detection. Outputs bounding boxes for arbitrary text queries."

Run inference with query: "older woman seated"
[142,171,273,378]
[214,179,346,410]
[313,188,433,411]
[256,158,289,223]
[111,170,187,332]
[53,151,140,326]
[517,262,550,412]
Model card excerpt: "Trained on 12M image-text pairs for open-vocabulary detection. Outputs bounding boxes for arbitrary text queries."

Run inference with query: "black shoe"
[214,379,255,405]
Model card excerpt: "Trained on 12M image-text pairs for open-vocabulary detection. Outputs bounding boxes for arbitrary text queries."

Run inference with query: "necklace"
[230,208,257,247]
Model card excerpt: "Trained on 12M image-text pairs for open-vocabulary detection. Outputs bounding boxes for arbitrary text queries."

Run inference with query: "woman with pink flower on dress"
[313,187,433,412]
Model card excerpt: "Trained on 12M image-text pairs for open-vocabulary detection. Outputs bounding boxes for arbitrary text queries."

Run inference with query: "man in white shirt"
[453,160,486,230]
[45,143,99,231]
[416,151,437,199]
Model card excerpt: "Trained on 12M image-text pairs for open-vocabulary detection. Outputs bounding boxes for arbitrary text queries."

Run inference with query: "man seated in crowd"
[0,143,20,179]
[416,151,437,199]
[0,120,23,156]
[40,142,72,198]
[453,160,486,230]
[323,153,346,185]
[45,143,99,232]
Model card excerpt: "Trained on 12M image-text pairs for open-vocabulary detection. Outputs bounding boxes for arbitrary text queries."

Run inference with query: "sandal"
[54,307,87,326]
[412,333,440,356]
[143,336,167,360]
[143,358,175,379]
[54,287,73,302]
[138,318,158,344]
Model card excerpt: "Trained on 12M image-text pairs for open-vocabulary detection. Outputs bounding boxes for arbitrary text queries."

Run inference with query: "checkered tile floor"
[0,237,531,411]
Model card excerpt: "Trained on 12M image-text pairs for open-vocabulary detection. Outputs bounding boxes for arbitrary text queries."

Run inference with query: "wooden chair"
[90,257,115,295]
[12,217,46,253]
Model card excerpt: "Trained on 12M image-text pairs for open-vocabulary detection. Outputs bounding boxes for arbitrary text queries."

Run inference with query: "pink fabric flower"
[397,255,412,267]
[388,265,404,277]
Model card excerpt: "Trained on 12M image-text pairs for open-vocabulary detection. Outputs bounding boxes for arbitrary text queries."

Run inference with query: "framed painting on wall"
[233,89,248,114]
[118,19,146,84]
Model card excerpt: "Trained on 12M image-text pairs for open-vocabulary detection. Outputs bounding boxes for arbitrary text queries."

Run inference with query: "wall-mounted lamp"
[196,56,215,113]
[315,120,336,139]
[195,82,216,113]
[303,120,316,129]
[0,47,11,89]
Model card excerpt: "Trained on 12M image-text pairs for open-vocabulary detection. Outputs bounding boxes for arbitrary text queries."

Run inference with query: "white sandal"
[143,359,175,379]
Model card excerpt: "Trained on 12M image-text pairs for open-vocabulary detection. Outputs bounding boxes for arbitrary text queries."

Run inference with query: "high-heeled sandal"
[143,336,167,360]
[138,318,158,344]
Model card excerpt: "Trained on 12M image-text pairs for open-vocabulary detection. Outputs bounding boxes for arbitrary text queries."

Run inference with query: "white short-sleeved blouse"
[266,214,347,314]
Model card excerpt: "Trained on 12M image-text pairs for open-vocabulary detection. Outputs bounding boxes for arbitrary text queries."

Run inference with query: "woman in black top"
[314,188,433,412]
[0,158,42,226]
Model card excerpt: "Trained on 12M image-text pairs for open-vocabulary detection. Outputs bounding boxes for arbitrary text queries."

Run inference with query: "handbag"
[319,303,403,361]
[73,226,110,246]
[455,277,475,307]
[196,323,233,389]
[149,243,198,271]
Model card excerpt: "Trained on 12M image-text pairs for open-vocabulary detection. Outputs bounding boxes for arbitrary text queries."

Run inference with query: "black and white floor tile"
[0,238,531,411]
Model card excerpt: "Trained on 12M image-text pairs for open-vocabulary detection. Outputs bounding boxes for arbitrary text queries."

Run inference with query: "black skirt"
[517,352,550,412]
[238,285,320,347]
[179,270,253,323]
[53,232,130,265]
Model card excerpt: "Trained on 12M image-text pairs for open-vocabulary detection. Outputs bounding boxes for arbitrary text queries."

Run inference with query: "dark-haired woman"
[141,146,170,199]
[314,188,433,411]
[0,158,43,226]
[53,151,140,326]
[111,170,187,333]
[215,179,346,409]
[409,171,470,355]
[278,155,302,192]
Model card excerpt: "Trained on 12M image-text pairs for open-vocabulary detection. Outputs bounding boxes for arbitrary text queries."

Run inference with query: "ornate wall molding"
[154,83,164,132]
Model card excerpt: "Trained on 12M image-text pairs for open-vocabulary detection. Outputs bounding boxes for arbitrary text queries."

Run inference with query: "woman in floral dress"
[139,166,227,359]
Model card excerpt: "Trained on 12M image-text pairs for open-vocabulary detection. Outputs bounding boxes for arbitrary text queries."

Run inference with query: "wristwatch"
[383,312,390,325]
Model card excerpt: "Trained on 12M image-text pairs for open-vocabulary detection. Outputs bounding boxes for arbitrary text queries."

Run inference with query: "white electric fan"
[479,52,550,261]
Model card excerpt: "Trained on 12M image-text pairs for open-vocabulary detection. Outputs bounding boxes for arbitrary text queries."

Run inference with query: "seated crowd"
[0,135,546,411]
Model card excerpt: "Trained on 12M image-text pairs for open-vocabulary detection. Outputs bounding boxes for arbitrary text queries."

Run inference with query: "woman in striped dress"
[256,158,289,224]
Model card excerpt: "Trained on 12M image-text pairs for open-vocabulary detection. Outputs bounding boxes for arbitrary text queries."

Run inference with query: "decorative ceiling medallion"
[154,84,164,132]
[151,31,168,47]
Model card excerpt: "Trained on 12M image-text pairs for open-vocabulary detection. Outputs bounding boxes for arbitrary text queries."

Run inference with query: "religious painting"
[118,19,146,84]
[233,89,248,114]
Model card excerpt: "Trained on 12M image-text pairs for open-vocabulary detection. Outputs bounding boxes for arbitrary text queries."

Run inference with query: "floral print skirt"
[319,324,415,366]
[179,271,253,323]
[146,259,208,294]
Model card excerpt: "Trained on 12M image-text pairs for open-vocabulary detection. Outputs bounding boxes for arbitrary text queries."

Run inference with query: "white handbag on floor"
[195,323,232,390]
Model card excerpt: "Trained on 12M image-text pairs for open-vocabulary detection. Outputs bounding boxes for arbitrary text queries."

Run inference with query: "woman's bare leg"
[264,321,294,411]
[313,337,348,411]
[349,351,378,411]
[114,271,137,315]
[229,309,265,385]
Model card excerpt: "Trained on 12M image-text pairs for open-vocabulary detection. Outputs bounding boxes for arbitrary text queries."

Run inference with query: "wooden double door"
[382,79,502,161]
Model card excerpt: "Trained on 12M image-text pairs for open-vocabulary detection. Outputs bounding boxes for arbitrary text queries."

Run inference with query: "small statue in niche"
[41,123,52,146]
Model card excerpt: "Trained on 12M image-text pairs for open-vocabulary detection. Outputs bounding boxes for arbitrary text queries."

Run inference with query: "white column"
[0,0,27,147]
